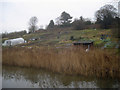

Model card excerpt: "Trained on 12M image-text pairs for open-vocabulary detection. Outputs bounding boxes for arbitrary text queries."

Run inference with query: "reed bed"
[2,46,120,79]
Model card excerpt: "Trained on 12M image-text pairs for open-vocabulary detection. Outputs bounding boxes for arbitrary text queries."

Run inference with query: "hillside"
[2,29,119,48]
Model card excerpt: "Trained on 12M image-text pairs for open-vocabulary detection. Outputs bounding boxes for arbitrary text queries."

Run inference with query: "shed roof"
[73,41,93,44]
[6,38,24,42]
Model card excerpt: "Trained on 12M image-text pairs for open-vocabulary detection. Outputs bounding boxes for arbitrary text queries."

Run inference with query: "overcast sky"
[0,0,119,33]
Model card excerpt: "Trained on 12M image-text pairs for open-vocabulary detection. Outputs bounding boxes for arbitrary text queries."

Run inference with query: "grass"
[3,29,115,47]
[17,29,114,48]
[2,46,120,79]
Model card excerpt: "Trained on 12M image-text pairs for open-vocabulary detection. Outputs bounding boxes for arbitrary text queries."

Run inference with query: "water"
[2,65,120,88]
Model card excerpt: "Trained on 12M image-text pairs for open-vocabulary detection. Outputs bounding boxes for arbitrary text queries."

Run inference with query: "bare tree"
[28,16,38,33]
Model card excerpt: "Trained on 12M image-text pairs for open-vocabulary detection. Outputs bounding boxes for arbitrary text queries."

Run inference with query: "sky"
[0,0,119,33]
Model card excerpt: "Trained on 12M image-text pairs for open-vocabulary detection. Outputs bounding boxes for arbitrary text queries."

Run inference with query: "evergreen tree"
[60,11,72,26]
[47,20,54,29]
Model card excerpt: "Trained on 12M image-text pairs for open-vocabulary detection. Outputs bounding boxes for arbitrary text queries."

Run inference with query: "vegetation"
[59,11,72,26]
[28,16,38,33]
[111,17,120,38]
[2,47,120,79]
[47,20,55,30]
[2,30,27,39]
[72,16,92,30]
[95,4,117,29]
[2,29,119,48]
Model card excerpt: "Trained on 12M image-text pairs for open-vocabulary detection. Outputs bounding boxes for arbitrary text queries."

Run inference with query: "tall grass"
[2,47,120,79]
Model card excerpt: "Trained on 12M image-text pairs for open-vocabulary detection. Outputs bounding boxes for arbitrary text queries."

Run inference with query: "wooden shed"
[73,41,94,48]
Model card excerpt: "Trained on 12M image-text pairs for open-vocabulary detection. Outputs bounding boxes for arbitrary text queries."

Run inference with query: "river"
[2,65,120,88]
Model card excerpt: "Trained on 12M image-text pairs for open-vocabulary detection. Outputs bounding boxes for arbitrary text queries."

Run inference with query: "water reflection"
[2,65,120,88]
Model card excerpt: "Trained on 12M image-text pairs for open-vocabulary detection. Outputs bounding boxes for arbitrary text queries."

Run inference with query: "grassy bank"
[2,47,120,79]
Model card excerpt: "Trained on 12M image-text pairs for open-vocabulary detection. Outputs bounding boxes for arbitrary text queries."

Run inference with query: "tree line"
[28,4,119,34]
[2,4,120,38]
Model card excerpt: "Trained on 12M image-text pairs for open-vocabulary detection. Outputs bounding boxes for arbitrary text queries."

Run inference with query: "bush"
[70,36,74,40]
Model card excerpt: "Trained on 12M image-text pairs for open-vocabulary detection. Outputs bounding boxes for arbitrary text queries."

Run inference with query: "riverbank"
[2,47,120,79]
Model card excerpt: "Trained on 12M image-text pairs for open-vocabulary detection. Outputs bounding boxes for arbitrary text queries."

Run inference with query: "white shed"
[2,38,25,46]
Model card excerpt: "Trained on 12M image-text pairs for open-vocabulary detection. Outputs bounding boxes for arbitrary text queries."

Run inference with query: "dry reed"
[2,47,120,79]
